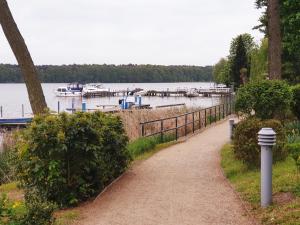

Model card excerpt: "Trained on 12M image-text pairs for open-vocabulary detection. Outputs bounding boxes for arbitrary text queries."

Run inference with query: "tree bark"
[0,0,47,114]
[267,0,282,79]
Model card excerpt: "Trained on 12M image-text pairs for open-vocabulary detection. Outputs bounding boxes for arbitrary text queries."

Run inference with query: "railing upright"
[185,114,188,136]
[161,120,164,141]
[142,124,145,137]
[175,117,178,140]
[214,106,217,123]
[192,112,195,133]
[198,111,201,130]
[204,109,207,127]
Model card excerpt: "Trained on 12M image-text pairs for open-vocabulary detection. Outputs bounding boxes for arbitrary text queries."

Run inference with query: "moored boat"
[54,83,83,97]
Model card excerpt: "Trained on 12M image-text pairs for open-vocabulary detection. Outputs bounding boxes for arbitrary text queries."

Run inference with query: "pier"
[82,87,232,98]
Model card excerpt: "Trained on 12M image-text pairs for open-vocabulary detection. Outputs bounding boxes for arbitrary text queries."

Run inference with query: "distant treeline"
[0,64,212,83]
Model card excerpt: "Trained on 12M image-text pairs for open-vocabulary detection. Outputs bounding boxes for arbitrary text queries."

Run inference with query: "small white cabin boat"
[186,88,199,97]
[55,83,83,97]
[82,84,110,95]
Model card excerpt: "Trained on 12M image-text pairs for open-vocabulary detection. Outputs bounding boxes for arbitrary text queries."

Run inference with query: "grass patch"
[0,182,18,193]
[127,134,176,159]
[54,210,80,225]
[221,144,300,224]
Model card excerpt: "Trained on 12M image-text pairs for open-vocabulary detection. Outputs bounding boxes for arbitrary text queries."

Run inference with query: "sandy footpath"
[74,120,253,225]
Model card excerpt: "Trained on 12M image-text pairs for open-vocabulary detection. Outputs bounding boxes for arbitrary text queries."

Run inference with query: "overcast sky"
[0,0,263,66]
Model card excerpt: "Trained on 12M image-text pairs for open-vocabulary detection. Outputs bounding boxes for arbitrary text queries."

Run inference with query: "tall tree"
[230,36,249,88]
[0,0,47,114]
[228,34,255,89]
[267,0,282,79]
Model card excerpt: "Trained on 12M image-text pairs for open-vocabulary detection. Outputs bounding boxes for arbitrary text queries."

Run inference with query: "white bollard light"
[258,128,276,208]
[229,119,235,140]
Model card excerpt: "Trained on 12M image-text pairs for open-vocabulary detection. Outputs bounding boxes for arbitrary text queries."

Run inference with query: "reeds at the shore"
[117,106,207,141]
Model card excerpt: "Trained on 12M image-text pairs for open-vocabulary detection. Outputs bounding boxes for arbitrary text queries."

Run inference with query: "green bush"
[16,112,131,207]
[291,84,300,120]
[284,143,300,172]
[0,149,16,185]
[0,132,17,185]
[233,118,287,168]
[21,189,56,225]
[235,80,293,119]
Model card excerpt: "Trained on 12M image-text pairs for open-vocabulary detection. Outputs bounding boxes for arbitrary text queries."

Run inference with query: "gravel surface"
[74,120,253,225]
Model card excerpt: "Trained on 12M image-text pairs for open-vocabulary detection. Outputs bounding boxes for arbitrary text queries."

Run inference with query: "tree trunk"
[0,0,47,114]
[267,0,282,79]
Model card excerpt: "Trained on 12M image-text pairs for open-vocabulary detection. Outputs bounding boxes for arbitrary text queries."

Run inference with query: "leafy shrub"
[0,132,17,185]
[233,118,287,168]
[21,189,56,225]
[16,112,131,207]
[0,193,24,225]
[285,121,300,144]
[235,80,293,119]
[291,84,300,120]
[0,191,55,225]
[284,143,300,172]
[0,149,17,185]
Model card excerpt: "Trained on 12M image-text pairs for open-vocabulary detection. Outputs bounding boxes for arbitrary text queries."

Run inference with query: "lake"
[0,82,221,118]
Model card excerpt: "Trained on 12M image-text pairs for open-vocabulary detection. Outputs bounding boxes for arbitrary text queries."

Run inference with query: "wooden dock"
[0,118,32,129]
[145,88,232,97]
[81,88,232,98]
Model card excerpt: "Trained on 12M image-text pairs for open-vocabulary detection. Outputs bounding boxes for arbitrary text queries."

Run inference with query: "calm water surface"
[0,82,221,118]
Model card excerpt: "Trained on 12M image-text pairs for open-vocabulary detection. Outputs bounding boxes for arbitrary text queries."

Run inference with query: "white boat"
[133,89,148,96]
[82,84,110,94]
[55,83,83,97]
[186,88,199,97]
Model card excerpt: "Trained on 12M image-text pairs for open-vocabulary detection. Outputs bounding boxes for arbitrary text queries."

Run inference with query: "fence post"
[223,104,225,118]
[192,112,195,133]
[185,114,188,136]
[71,99,75,114]
[175,117,178,140]
[199,111,201,130]
[57,101,60,114]
[204,109,207,127]
[219,105,221,121]
[209,108,212,125]
[161,120,164,141]
[22,104,24,117]
[214,106,217,123]
[141,124,145,137]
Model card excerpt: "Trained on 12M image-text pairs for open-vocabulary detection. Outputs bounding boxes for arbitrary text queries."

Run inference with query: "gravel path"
[74,120,253,225]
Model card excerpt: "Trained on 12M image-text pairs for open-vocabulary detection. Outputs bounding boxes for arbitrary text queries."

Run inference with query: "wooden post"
[22,104,24,117]
[199,111,201,130]
[223,104,225,118]
[214,106,217,123]
[161,120,164,141]
[192,112,195,133]
[209,108,212,125]
[175,117,178,140]
[204,109,207,127]
[57,101,60,114]
[185,114,188,136]
[141,124,145,137]
[219,104,221,121]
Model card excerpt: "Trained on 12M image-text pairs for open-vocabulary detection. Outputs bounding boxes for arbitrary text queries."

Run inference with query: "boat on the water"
[55,83,83,97]
[185,88,199,97]
[82,84,110,95]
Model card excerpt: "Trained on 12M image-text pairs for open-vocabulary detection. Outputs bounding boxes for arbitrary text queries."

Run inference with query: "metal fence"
[140,99,234,140]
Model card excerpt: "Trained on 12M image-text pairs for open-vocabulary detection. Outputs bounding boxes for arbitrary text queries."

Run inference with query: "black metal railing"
[140,99,234,140]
